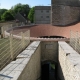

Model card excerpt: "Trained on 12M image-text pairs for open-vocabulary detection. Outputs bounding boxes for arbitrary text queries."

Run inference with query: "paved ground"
[12,23,80,38]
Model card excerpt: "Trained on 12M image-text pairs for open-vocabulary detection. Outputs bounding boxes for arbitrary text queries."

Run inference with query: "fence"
[0,30,30,71]
[70,30,80,53]
[0,22,24,38]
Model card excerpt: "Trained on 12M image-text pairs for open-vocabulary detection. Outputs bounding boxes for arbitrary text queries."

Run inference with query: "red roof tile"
[12,23,80,38]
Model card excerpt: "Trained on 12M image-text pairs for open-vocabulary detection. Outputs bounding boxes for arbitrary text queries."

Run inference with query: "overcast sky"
[0,0,51,9]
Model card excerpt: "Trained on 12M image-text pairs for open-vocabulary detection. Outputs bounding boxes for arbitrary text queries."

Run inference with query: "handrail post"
[1,26,4,38]
[28,30,30,43]
[21,32,24,50]
[10,33,13,60]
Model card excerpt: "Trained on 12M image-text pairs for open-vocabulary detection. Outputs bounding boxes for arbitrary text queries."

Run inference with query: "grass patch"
[0,38,10,58]
[0,38,22,70]
[0,37,30,70]
[0,38,10,70]
[0,38,10,56]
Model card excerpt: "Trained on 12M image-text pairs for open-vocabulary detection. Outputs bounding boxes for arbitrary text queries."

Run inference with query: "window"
[41,16,43,18]
[41,10,43,13]
[46,10,49,13]
[46,16,49,18]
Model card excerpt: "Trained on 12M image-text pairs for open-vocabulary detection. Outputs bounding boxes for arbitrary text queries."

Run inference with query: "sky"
[0,0,51,9]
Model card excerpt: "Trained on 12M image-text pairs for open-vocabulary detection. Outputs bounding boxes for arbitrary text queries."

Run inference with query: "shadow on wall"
[53,21,80,27]
[41,60,58,80]
[58,61,65,80]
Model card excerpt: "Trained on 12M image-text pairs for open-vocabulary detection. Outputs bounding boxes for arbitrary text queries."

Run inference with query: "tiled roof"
[12,23,80,38]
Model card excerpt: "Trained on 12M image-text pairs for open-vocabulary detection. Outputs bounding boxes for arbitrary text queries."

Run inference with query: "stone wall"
[1,40,80,80]
[0,41,41,80]
[51,0,80,7]
[58,41,80,80]
[18,42,41,80]
[51,4,80,26]
[41,41,58,62]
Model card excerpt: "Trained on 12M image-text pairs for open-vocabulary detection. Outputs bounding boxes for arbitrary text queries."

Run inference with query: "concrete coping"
[58,41,80,72]
[0,41,41,80]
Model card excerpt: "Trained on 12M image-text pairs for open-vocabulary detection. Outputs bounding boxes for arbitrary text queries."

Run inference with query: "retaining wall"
[0,41,41,80]
[41,41,58,62]
[58,41,80,80]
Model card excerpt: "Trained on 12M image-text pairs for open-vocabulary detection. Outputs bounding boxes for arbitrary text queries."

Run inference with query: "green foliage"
[10,3,30,18]
[28,7,34,23]
[0,3,31,21]
[1,11,14,21]
[9,9,15,17]
[0,9,8,20]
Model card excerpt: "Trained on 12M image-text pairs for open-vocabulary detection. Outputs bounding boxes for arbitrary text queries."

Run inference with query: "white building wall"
[34,6,51,24]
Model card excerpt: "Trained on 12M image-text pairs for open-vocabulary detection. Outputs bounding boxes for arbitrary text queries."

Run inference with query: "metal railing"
[70,31,80,53]
[0,30,30,71]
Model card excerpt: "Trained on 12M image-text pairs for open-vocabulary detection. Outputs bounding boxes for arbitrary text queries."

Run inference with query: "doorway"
[41,61,57,80]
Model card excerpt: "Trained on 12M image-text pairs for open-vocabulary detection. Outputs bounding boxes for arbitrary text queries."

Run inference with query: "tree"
[0,9,8,20]
[21,4,31,18]
[9,8,16,17]
[28,7,34,23]
[10,3,30,18]
[1,11,14,21]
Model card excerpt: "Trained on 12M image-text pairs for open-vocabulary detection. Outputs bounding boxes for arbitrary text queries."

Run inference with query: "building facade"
[34,0,80,26]
[34,6,51,24]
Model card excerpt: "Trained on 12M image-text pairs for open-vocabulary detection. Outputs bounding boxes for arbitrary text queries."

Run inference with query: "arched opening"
[41,60,57,80]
